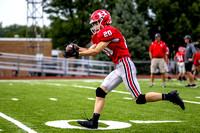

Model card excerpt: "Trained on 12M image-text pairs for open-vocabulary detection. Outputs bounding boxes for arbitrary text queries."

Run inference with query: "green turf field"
[0,79,200,133]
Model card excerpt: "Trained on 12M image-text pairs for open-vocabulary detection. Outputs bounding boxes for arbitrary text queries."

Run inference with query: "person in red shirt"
[174,46,187,81]
[149,33,167,87]
[64,10,185,129]
[193,48,200,79]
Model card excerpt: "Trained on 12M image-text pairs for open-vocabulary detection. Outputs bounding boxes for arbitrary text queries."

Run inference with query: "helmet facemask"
[90,18,103,34]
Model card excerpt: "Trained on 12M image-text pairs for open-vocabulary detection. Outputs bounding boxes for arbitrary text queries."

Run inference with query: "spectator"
[193,48,200,80]
[174,46,187,81]
[165,47,172,81]
[184,35,197,88]
[149,33,167,87]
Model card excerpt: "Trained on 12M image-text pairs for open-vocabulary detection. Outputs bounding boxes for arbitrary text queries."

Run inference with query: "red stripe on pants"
[124,58,139,97]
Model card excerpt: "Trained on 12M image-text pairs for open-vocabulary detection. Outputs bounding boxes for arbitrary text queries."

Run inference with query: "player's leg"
[121,57,185,109]
[181,63,187,81]
[150,58,157,87]
[77,69,123,128]
[193,67,197,79]
[165,62,172,81]
[159,59,166,87]
[185,62,196,87]
[177,63,182,81]
[121,57,141,98]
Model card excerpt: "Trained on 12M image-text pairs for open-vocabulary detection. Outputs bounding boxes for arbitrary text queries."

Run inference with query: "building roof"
[0,38,51,41]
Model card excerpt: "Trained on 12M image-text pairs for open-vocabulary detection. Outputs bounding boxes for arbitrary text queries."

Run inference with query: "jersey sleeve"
[191,44,197,53]
[149,43,153,52]
[97,27,116,42]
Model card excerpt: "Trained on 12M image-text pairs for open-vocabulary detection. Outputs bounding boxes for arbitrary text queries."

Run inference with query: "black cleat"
[77,119,98,129]
[185,84,192,87]
[191,84,197,88]
[168,90,185,110]
[168,77,172,81]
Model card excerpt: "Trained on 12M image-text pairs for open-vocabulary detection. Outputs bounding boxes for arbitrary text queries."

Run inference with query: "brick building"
[0,38,52,77]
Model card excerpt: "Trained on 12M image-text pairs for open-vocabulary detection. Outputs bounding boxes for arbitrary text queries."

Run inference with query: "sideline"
[0,112,37,133]
[183,100,200,104]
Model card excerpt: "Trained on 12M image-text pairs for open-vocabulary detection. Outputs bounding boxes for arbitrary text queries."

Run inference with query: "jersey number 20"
[103,30,112,37]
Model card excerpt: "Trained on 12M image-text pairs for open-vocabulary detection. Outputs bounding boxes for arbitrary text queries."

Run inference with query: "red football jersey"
[166,47,169,57]
[91,25,131,65]
[176,52,185,63]
[194,52,200,66]
[149,41,167,58]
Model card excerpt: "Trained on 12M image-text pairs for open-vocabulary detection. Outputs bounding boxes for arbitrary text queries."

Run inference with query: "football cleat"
[149,83,154,87]
[185,84,192,87]
[77,119,98,129]
[162,83,166,88]
[168,90,185,110]
[191,84,197,88]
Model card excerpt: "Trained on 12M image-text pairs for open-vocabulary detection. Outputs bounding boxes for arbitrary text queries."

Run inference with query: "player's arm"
[188,44,197,61]
[149,52,152,60]
[188,52,196,61]
[79,41,110,56]
[78,44,97,52]
[164,53,167,61]
[174,55,177,61]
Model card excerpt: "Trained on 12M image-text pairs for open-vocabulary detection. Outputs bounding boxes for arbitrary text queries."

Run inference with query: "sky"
[0,0,51,27]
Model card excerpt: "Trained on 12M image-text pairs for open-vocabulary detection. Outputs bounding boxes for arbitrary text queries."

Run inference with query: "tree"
[111,0,151,60]
[0,23,51,38]
[136,0,200,53]
[43,0,118,50]
[0,24,26,37]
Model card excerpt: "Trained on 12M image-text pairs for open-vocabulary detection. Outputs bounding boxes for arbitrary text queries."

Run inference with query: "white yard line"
[0,112,37,133]
[123,97,132,100]
[88,98,95,100]
[183,100,200,104]
[72,85,130,95]
[11,98,18,101]
[130,120,182,123]
[195,97,200,99]
[49,98,57,101]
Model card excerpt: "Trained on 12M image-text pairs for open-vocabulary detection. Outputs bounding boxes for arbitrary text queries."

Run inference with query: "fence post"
[88,59,90,76]
[17,56,20,77]
[64,59,67,76]
[41,59,44,76]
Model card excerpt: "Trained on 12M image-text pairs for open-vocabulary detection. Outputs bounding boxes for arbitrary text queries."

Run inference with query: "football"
[65,43,79,52]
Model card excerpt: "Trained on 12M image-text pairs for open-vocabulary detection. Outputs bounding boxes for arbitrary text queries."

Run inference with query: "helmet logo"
[97,11,107,19]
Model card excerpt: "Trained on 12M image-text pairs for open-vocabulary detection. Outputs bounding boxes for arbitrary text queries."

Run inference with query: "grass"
[0,79,200,133]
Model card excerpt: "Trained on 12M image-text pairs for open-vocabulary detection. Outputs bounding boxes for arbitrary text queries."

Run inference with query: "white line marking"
[0,112,37,133]
[9,83,13,86]
[0,129,3,131]
[183,100,200,104]
[195,97,200,99]
[123,97,132,100]
[11,98,18,101]
[72,85,130,95]
[88,98,95,100]
[49,98,57,101]
[130,120,182,123]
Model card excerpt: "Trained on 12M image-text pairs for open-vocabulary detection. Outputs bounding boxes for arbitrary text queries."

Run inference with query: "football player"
[64,10,185,129]
[174,46,187,81]
[165,47,172,81]
[193,48,200,80]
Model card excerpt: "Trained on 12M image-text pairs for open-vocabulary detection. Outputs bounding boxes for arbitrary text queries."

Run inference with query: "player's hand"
[63,45,79,58]
[188,58,193,61]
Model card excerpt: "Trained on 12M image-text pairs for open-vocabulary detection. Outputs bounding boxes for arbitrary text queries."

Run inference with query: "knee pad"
[96,87,107,98]
[136,94,146,104]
